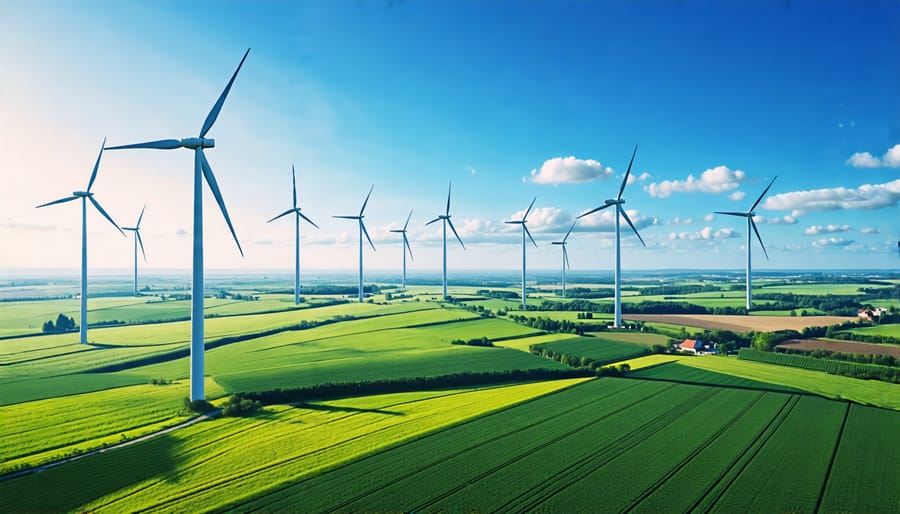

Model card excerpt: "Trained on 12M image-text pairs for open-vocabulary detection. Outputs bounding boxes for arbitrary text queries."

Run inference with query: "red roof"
[680,339,699,349]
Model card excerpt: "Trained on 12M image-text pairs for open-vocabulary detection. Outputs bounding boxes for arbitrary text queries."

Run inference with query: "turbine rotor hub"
[73,191,92,197]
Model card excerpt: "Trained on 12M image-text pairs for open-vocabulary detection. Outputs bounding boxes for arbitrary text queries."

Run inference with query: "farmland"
[778,338,900,358]
[623,313,856,332]
[1,273,899,512]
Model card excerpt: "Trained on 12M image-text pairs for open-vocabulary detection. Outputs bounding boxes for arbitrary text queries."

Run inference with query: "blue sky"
[1,0,898,274]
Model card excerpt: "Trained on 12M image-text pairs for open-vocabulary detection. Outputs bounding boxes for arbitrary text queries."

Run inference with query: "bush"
[450,337,494,347]
[222,396,262,416]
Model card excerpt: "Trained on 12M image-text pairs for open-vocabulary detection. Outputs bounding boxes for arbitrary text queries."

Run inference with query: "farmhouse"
[677,338,718,355]
[858,307,888,321]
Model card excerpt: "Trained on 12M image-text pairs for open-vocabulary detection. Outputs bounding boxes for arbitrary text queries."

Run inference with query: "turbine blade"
[200,48,250,138]
[563,221,575,242]
[618,144,638,200]
[86,137,106,192]
[298,211,319,229]
[199,150,243,256]
[267,209,294,223]
[563,246,570,270]
[403,209,412,230]
[620,207,646,247]
[714,211,748,217]
[360,220,376,251]
[750,218,769,260]
[89,196,125,236]
[447,218,466,250]
[36,196,78,208]
[136,230,147,261]
[106,139,183,150]
[334,215,360,220]
[524,224,538,247]
[136,204,146,228]
[576,203,613,219]
[445,181,452,216]
[404,234,413,261]
[359,184,374,216]
[291,164,297,209]
[750,175,777,213]
[425,217,442,226]
[524,196,536,220]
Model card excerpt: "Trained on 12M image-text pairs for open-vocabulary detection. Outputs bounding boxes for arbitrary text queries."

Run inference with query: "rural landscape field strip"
[0,379,587,512]
[817,403,900,513]
[534,336,649,365]
[628,361,804,393]
[230,378,900,513]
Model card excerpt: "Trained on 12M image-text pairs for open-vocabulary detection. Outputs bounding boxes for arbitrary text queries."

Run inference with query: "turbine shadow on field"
[296,402,404,416]
[0,433,181,512]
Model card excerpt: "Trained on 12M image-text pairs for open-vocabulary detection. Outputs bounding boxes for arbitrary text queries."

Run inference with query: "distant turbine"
[551,221,576,297]
[578,145,646,328]
[121,206,147,297]
[426,182,465,299]
[36,139,123,344]
[714,176,777,311]
[333,185,376,302]
[268,165,319,305]
[106,49,249,401]
[505,197,538,309]
[389,210,414,288]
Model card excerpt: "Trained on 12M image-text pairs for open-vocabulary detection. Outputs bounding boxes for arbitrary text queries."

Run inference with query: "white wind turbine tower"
[106,49,249,401]
[505,197,538,309]
[36,139,124,344]
[389,210,414,288]
[334,185,376,302]
[426,182,465,299]
[578,145,646,328]
[121,206,147,297]
[268,165,319,305]
[551,221,576,297]
[714,176,777,311]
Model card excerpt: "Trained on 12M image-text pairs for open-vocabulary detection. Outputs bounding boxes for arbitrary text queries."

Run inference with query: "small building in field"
[858,307,888,321]
[677,338,718,355]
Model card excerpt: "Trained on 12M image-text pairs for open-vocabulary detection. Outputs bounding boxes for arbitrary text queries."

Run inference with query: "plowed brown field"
[623,314,856,333]
[777,338,900,358]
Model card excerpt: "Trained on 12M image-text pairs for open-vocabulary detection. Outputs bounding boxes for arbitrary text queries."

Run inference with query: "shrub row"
[738,348,900,384]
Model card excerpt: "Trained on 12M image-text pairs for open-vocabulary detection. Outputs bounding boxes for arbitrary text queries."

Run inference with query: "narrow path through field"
[0,409,222,482]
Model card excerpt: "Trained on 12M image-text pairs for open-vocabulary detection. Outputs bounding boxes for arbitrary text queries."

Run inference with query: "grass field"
[842,324,900,338]
[616,354,900,410]
[534,336,650,365]
[0,379,590,512]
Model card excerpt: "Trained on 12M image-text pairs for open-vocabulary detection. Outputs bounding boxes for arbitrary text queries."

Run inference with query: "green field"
[842,324,900,338]
[618,354,900,410]
[534,336,650,365]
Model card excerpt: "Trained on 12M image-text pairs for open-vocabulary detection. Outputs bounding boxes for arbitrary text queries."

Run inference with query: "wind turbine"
[714,176,777,311]
[36,138,123,344]
[551,221,576,297]
[268,165,319,305]
[578,145,646,328]
[505,197,538,309]
[389,210,414,288]
[106,49,249,401]
[333,185,375,302]
[426,182,465,299]
[121,206,147,297]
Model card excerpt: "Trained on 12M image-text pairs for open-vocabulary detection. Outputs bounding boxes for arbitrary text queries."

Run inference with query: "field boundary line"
[0,410,221,482]
[813,402,851,514]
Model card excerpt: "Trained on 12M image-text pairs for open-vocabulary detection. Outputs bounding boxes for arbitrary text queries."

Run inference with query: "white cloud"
[704,213,715,222]
[528,156,613,184]
[762,179,900,212]
[811,237,854,249]
[804,224,851,235]
[667,226,738,241]
[626,171,652,185]
[846,143,900,168]
[667,217,693,225]
[504,206,571,233]
[729,191,746,201]
[644,166,747,198]
[752,215,798,225]
[860,227,879,234]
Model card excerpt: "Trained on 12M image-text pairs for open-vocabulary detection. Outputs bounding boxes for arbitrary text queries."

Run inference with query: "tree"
[752,332,778,352]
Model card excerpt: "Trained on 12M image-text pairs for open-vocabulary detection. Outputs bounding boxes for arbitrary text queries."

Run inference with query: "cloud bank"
[645,166,747,198]
[529,156,613,184]
[846,143,900,168]
[762,179,900,213]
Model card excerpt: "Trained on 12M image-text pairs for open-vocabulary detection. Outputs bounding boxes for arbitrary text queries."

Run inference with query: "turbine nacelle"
[73,191,93,197]
[180,137,215,149]
[605,199,618,205]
